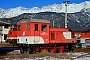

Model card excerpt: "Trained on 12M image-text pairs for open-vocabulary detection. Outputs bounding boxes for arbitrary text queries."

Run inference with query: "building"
[0,21,10,43]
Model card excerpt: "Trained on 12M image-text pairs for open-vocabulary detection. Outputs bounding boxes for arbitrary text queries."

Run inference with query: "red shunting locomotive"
[7,18,75,54]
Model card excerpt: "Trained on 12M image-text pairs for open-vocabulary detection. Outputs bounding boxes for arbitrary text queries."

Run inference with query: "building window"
[26,24,30,30]
[18,25,22,31]
[42,24,47,31]
[35,24,38,31]
[0,27,2,31]
[4,25,8,28]
[4,34,7,40]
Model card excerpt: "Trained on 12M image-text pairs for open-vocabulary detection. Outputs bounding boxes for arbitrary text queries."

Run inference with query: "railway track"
[74,48,90,53]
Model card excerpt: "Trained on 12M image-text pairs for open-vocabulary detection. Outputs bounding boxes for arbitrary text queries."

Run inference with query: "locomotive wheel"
[29,45,32,54]
[39,48,43,53]
[56,48,60,53]
[48,49,51,53]
[59,46,64,53]
[43,48,47,52]
[26,48,30,54]
[32,45,35,54]
[39,48,47,53]
[51,48,56,53]
[35,47,39,53]
[20,47,24,54]
[35,45,40,53]
[39,48,42,53]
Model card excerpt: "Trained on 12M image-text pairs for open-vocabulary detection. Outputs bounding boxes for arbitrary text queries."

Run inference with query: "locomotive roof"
[17,18,50,24]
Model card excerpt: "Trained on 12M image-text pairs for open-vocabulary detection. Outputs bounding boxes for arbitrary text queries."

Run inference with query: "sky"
[0,0,88,10]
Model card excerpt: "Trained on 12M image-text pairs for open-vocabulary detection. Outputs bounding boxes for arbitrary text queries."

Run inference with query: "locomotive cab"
[7,25,17,44]
[7,18,50,45]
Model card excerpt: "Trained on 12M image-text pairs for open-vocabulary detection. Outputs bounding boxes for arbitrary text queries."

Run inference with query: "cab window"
[18,25,21,31]
[12,25,17,30]
[35,24,38,31]
[26,24,30,30]
[42,24,47,31]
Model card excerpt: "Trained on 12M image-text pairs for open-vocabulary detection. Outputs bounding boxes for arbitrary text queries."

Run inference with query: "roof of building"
[0,21,10,26]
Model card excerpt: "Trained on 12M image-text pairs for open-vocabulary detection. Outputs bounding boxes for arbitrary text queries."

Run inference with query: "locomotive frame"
[7,18,75,54]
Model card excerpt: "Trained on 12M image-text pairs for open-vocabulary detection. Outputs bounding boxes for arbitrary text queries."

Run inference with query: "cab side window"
[18,25,21,31]
[42,24,47,31]
[26,24,30,30]
[35,24,38,31]
[13,25,17,30]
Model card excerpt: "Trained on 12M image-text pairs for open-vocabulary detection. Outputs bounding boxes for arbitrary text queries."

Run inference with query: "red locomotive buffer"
[7,18,75,54]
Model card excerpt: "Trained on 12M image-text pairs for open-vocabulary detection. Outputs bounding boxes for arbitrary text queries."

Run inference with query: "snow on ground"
[4,52,90,60]
[5,56,90,60]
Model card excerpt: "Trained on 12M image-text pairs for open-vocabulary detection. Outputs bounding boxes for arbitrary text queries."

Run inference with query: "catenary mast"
[64,0,69,28]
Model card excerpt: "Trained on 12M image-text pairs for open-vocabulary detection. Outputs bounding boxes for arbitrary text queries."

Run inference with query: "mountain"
[0,1,90,31]
[0,1,90,18]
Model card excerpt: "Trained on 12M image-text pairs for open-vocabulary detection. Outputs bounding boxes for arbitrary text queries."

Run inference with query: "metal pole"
[52,15,54,27]
[58,17,60,28]
[8,16,12,30]
[10,18,12,30]
[1,28,2,43]
[65,0,69,28]
[53,20,54,27]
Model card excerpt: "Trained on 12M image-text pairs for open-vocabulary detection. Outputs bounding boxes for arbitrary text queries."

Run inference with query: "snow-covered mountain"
[0,1,90,18]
